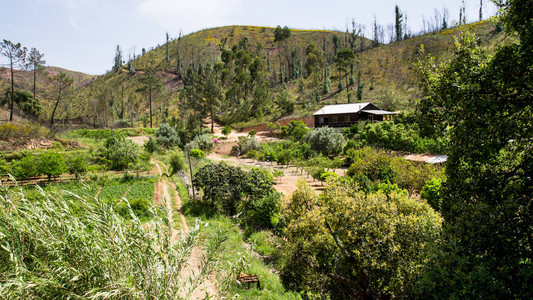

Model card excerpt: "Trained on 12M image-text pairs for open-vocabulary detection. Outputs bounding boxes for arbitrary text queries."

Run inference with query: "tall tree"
[372,16,379,47]
[394,5,403,42]
[26,48,46,100]
[136,64,162,128]
[334,49,356,100]
[165,32,170,63]
[1,40,27,121]
[50,72,73,127]
[176,31,183,80]
[416,1,533,296]
[113,45,122,72]
[479,0,483,20]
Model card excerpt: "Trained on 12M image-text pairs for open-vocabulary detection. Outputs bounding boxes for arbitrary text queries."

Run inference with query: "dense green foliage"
[156,123,181,148]
[304,126,346,156]
[186,133,214,152]
[361,121,448,154]
[193,163,279,229]
[281,179,442,298]
[168,150,185,175]
[99,134,140,170]
[346,147,443,194]
[414,1,533,296]
[38,151,67,181]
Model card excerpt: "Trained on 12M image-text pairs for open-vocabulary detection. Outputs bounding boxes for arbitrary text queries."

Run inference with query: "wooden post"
[188,148,196,200]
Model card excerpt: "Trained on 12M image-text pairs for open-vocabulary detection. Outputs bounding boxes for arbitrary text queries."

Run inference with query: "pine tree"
[1,40,27,121]
[26,48,46,100]
[394,5,403,42]
[165,32,170,63]
[113,45,122,72]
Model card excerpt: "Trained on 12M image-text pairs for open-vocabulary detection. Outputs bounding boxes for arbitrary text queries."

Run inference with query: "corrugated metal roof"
[312,103,371,116]
[404,154,448,164]
[361,110,398,115]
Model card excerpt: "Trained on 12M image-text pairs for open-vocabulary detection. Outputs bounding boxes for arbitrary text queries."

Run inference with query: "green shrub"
[115,198,160,222]
[420,178,443,211]
[38,151,67,181]
[222,125,232,137]
[235,136,261,156]
[347,147,443,194]
[143,136,158,153]
[242,192,282,229]
[304,126,346,156]
[187,134,214,152]
[168,150,185,175]
[66,153,88,180]
[156,123,181,148]
[248,129,257,137]
[99,134,140,170]
[189,149,205,158]
[281,179,442,298]
[12,153,40,179]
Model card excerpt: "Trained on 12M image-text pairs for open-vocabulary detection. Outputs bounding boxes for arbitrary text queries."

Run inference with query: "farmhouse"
[313,102,397,128]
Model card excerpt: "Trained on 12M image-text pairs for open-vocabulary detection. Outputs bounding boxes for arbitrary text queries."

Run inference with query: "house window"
[345,115,350,122]
[319,117,324,124]
[333,116,338,123]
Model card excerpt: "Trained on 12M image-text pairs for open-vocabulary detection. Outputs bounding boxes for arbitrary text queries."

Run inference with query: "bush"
[38,151,67,181]
[168,150,185,175]
[242,192,282,229]
[99,134,140,170]
[221,125,232,137]
[248,129,257,137]
[143,136,158,153]
[284,120,310,141]
[0,122,49,138]
[420,178,443,211]
[187,134,214,152]
[66,153,88,180]
[115,198,159,222]
[347,147,443,194]
[12,153,40,179]
[281,179,442,298]
[193,163,276,220]
[155,123,181,149]
[189,149,205,158]
[193,163,247,215]
[235,136,261,156]
[304,126,346,156]
[360,121,448,154]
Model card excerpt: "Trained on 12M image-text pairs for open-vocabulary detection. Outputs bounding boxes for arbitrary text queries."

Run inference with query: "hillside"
[0,66,94,121]
[3,21,508,128]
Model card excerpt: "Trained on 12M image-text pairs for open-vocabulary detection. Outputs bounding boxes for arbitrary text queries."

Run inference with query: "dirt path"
[127,135,149,146]
[151,158,217,299]
[206,152,337,195]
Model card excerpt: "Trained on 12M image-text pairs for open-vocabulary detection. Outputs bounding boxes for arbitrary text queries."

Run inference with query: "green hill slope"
[22,21,508,129]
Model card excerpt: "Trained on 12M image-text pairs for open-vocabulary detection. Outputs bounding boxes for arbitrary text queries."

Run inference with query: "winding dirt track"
[150,158,216,299]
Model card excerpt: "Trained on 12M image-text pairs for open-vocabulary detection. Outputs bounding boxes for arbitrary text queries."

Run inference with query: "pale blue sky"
[1,0,498,75]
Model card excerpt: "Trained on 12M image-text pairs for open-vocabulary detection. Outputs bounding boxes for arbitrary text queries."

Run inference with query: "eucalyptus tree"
[1,40,27,121]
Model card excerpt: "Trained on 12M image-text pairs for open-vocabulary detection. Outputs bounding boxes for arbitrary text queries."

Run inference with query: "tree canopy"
[415,0,533,296]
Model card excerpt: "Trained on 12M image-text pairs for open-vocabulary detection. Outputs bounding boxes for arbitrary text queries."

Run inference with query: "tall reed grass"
[0,178,223,299]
